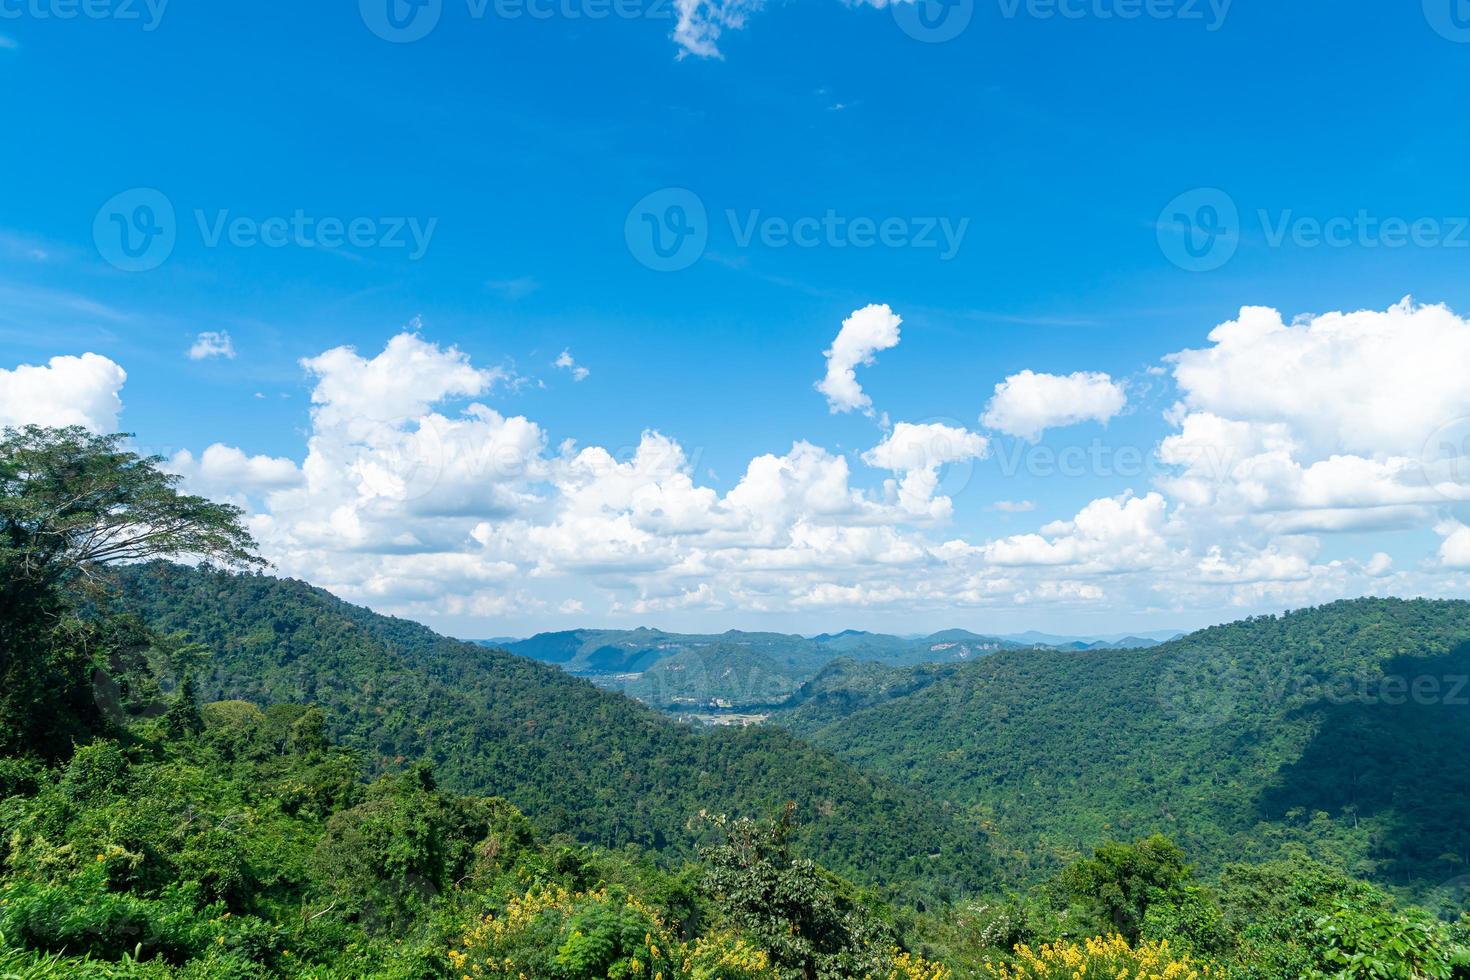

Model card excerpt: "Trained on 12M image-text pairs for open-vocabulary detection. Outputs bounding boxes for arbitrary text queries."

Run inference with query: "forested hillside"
[106,562,992,902]
[775,599,1470,896]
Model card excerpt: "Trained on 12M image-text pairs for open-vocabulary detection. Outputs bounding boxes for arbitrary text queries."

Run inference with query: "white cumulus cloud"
[0,353,126,432]
[167,444,302,502]
[816,303,902,416]
[1159,300,1470,531]
[981,370,1126,442]
[863,421,989,520]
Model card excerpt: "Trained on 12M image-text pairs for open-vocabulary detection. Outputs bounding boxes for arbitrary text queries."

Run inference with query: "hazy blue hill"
[495,624,1020,711]
[776,598,1470,899]
[106,562,993,902]
[999,629,1179,647]
[618,643,804,708]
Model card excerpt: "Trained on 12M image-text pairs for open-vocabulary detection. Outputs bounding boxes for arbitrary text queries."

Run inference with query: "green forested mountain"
[774,598,1470,897]
[105,562,992,902]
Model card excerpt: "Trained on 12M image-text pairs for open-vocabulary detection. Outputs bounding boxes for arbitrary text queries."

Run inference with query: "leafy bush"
[1305,899,1466,979]
[0,864,218,962]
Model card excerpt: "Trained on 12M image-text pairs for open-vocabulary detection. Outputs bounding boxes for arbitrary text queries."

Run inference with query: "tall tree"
[0,425,263,758]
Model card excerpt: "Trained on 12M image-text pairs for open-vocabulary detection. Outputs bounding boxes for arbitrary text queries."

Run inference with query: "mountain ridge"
[104,561,994,903]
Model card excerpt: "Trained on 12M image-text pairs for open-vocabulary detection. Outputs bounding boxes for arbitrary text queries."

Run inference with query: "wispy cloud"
[0,281,132,324]
[0,229,70,264]
[554,349,589,381]
[188,330,237,361]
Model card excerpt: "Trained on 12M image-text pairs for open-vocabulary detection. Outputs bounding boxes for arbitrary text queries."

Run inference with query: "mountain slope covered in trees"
[774,598,1470,897]
[107,562,992,902]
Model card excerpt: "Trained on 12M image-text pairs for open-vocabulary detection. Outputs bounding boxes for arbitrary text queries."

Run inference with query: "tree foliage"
[0,426,263,760]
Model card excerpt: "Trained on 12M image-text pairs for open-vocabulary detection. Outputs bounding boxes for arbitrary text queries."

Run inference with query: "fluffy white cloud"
[1169,300,1470,460]
[167,444,302,502]
[301,332,502,428]
[1159,300,1470,534]
[1437,520,1470,569]
[0,353,126,432]
[188,331,236,360]
[1195,539,1315,585]
[816,303,901,415]
[981,370,1126,442]
[863,421,989,520]
[981,491,1172,573]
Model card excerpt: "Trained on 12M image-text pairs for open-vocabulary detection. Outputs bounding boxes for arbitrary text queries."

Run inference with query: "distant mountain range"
[996,628,1186,649]
[478,626,1167,712]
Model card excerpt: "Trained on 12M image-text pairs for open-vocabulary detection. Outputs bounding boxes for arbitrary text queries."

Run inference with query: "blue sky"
[3,0,1470,637]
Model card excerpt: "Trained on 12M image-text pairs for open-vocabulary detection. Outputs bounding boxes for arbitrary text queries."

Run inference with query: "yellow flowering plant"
[980,933,1217,980]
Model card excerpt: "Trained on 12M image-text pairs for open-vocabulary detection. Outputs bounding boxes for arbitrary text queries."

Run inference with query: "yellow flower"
[979,935,1214,980]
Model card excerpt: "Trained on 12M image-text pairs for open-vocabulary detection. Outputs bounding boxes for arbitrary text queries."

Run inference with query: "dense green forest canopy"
[773,598,1470,897]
